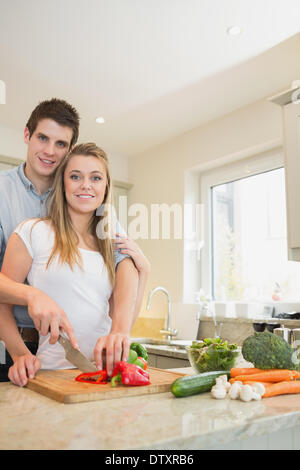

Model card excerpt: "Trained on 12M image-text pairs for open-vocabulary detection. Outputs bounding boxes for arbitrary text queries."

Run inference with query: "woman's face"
[64,155,108,215]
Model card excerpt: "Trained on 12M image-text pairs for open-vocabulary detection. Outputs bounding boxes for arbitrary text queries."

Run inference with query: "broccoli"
[242,331,296,370]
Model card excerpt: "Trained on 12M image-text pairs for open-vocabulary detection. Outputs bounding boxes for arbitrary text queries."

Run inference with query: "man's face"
[24,118,73,179]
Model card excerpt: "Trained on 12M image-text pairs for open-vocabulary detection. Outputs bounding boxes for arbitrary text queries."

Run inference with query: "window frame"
[199,146,284,300]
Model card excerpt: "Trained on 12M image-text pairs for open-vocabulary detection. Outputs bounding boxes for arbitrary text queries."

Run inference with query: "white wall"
[128,98,283,329]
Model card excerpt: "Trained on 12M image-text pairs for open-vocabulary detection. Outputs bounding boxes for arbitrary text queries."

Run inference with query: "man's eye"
[39,135,47,141]
[57,142,66,148]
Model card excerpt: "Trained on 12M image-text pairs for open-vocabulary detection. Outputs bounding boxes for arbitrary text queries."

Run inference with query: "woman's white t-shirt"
[14,219,113,369]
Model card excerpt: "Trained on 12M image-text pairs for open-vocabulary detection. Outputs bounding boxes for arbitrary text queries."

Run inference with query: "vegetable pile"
[75,342,150,387]
[171,366,300,400]
[187,337,238,373]
[216,367,300,400]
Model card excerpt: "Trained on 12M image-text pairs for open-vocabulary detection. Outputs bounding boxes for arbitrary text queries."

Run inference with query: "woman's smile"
[64,155,107,214]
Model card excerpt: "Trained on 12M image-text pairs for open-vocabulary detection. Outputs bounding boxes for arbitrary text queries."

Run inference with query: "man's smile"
[38,156,55,167]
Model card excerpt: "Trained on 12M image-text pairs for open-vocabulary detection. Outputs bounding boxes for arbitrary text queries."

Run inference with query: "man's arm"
[0,302,40,386]
[94,258,139,375]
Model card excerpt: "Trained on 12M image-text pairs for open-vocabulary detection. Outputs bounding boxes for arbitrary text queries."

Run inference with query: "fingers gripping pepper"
[111,361,150,387]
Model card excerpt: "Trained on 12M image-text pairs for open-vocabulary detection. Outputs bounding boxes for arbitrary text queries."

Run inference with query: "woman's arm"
[114,235,150,327]
[0,233,77,347]
[94,258,139,375]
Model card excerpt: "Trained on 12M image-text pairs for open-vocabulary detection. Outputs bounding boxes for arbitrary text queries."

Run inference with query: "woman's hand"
[8,353,41,387]
[94,333,131,376]
[114,234,150,275]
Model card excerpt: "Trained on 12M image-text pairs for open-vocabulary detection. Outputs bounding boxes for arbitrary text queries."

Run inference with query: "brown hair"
[26,98,80,149]
[44,142,115,286]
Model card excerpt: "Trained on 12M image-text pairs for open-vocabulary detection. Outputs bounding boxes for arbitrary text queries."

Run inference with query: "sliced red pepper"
[75,370,108,384]
[111,361,150,387]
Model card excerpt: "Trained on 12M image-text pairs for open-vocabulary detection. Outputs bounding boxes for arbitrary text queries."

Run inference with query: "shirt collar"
[17,162,33,190]
[17,162,52,197]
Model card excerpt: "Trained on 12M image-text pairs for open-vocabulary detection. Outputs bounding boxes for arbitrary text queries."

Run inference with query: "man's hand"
[94,333,130,376]
[114,234,151,274]
[27,287,78,349]
[8,353,41,387]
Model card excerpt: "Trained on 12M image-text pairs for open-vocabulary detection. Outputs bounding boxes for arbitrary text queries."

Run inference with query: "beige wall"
[0,123,27,159]
[128,98,283,323]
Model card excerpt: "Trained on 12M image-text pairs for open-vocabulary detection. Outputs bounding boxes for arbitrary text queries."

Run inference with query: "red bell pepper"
[75,370,108,384]
[111,361,150,387]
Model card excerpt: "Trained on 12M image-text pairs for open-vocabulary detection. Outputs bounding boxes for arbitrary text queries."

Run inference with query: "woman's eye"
[70,174,80,180]
[93,176,101,181]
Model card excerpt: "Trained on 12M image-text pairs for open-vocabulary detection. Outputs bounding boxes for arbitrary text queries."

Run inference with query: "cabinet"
[147,352,190,369]
[112,180,133,230]
[0,155,23,171]
[270,88,300,261]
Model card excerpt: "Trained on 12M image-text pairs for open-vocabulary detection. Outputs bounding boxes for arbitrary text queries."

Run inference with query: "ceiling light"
[96,116,105,124]
[227,25,242,36]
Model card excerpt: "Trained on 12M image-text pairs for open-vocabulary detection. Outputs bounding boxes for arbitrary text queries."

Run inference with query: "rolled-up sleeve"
[114,218,130,268]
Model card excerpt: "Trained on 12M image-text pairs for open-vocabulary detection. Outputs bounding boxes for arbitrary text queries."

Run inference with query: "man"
[0,98,140,382]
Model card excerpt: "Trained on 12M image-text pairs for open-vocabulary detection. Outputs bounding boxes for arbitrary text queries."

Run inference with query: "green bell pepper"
[130,342,148,361]
[127,348,138,364]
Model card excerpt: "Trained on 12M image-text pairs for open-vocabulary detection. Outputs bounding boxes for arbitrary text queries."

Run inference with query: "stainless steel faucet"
[146,286,178,341]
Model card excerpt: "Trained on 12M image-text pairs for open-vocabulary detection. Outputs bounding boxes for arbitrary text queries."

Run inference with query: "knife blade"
[58,334,98,372]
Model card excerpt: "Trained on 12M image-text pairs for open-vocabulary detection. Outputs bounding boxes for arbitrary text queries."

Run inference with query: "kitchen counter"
[1,365,300,450]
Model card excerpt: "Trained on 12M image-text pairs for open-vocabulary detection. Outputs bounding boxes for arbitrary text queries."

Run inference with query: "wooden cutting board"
[26,367,187,404]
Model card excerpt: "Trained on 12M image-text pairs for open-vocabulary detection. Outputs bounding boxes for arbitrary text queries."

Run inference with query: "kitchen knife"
[58,334,98,372]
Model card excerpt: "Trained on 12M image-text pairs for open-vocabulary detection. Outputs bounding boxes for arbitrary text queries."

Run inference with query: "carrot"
[229,377,275,385]
[263,381,300,398]
[230,370,295,383]
[230,368,300,378]
[230,368,268,377]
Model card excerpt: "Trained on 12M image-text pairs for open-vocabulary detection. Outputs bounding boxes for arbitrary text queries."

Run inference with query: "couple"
[0,99,150,386]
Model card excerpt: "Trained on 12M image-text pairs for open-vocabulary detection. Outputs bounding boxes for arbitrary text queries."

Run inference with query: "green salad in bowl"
[186,337,238,373]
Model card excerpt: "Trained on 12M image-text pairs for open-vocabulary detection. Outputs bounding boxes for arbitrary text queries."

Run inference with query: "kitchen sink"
[130,337,194,349]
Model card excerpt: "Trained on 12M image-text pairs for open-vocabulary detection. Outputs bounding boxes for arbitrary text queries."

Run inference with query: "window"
[199,147,300,303]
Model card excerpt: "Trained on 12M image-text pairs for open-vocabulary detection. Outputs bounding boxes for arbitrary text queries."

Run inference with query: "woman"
[1,143,150,386]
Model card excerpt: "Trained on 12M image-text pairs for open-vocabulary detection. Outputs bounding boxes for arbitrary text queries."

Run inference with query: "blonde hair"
[42,142,115,286]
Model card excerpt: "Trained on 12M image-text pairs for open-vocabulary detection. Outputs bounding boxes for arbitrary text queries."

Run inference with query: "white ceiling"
[0,0,300,157]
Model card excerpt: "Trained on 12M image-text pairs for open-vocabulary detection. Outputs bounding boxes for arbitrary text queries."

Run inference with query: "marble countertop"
[1,363,300,450]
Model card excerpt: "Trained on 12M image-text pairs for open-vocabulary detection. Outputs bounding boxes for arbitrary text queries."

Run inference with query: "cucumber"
[171,370,230,398]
